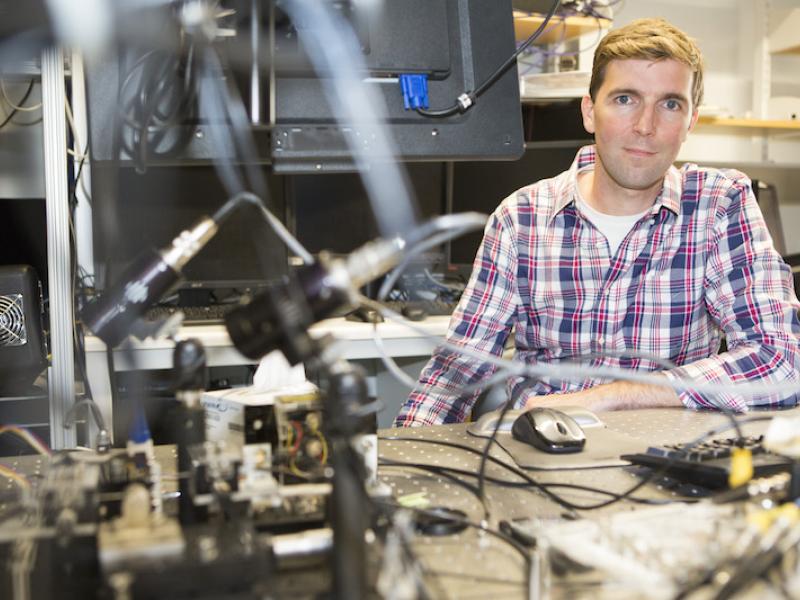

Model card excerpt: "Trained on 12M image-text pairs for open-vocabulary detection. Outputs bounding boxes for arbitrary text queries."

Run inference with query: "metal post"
[42,47,76,449]
[250,0,262,124]
[750,0,771,161]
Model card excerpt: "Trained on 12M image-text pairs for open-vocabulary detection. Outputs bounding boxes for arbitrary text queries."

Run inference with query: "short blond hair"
[589,18,704,109]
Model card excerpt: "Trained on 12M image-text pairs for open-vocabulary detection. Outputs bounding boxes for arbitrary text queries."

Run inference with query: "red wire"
[290,421,303,454]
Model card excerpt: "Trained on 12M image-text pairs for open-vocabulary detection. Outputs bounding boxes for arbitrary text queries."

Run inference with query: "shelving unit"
[769,8,800,55]
[514,11,610,101]
[695,116,800,130]
[513,11,611,45]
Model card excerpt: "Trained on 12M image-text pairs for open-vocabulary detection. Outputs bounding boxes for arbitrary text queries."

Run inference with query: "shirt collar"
[553,145,682,221]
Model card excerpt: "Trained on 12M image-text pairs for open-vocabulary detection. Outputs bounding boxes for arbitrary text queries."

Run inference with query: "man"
[395,18,800,427]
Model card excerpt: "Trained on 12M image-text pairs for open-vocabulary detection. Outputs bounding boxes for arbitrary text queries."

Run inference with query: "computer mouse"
[345,307,384,323]
[401,305,428,321]
[511,407,586,454]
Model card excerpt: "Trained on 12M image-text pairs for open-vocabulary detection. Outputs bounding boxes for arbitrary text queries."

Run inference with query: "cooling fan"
[0,266,46,395]
[0,294,27,347]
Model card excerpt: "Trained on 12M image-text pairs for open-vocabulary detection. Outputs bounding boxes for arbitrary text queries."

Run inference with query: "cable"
[382,415,769,512]
[212,190,314,265]
[476,391,517,520]
[519,12,606,61]
[402,212,489,248]
[416,0,562,118]
[711,514,800,600]
[359,293,686,408]
[67,149,111,449]
[343,212,488,391]
[440,345,680,401]
[0,426,52,456]
[382,434,617,511]
[374,498,533,589]
[189,44,317,283]
[116,39,199,171]
[360,288,799,412]
[0,79,34,130]
[382,458,491,518]
[372,297,800,403]
[377,213,488,301]
[423,268,463,294]
[514,13,568,77]
[371,329,420,389]
[63,399,108,437]
[379,458,672,506]
[195,44,268,200]
[0,79,42,112]
[281,0,419,242]
[0,465,31,490]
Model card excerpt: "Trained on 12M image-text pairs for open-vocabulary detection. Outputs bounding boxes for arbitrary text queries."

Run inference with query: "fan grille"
[0,294,27,347]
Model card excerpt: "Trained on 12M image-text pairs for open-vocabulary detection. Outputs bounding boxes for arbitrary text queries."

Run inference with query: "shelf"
[695,116,800,131]
[769,9,800,55]
[772,41,800,56]
[513,12,610,45]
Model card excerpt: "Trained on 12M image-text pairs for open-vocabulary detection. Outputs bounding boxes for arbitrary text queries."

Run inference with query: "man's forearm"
[525,378,682,412]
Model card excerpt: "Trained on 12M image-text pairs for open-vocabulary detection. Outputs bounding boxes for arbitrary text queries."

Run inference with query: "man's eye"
[665,99,681,110]
[615,95,631,105]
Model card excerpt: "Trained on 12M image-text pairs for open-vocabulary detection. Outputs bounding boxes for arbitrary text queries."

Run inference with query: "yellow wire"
[315,431,328,465]
[0,464,30,490]
[288,456,310,478]
[0,426,51,455]
[284,423,293,451]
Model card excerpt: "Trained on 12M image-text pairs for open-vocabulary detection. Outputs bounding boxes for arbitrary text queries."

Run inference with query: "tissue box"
[201,382,321,448]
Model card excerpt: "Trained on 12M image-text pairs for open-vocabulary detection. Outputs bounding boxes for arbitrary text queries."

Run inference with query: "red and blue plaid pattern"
[396,146,800,426]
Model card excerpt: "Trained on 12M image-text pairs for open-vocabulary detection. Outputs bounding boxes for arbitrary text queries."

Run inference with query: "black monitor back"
[84,0,524,171]
[273,0,524,171]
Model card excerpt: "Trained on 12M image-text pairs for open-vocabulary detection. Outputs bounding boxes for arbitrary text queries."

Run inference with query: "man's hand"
[524,378,682,412]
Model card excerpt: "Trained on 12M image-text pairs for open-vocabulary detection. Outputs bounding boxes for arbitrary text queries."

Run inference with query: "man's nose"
[634,104,656,136]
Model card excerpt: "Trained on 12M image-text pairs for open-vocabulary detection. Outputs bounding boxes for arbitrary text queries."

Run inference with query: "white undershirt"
[574,193,651,256]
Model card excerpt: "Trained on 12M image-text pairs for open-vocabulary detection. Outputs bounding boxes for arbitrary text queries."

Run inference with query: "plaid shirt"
[396,146,800,426]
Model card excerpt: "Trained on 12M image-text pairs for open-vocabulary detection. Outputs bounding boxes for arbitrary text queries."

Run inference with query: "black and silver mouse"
[511,407,586,454]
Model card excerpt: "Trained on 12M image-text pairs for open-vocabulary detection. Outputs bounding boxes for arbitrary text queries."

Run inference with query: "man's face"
[581,58,699,194]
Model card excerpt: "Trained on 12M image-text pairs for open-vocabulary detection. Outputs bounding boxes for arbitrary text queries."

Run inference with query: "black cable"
[373,498,533,578]
[476,387,517,521]
[380,458,674,506]
[382,459,491,524]
[64,142,110,441]
[0,79,35,130]
[69,152,95,407]
[386,499,533,595]
[206,47,269,203]
[416,0,561,118]
[382,415,770,511]
[383,434,622,511]
[117,43,199,171]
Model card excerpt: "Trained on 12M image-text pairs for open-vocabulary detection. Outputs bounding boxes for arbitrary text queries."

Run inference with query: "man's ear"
[581,94,596,135]
[687,108,699,134]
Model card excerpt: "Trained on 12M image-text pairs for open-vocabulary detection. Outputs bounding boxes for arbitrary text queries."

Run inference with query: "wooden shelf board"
[768,9,800,56]
[771,44,800,56]
[513,12,610,45]
[696,115,800,131]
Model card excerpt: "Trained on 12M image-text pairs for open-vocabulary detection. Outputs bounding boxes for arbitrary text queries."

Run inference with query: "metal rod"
[42,47,76,449]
